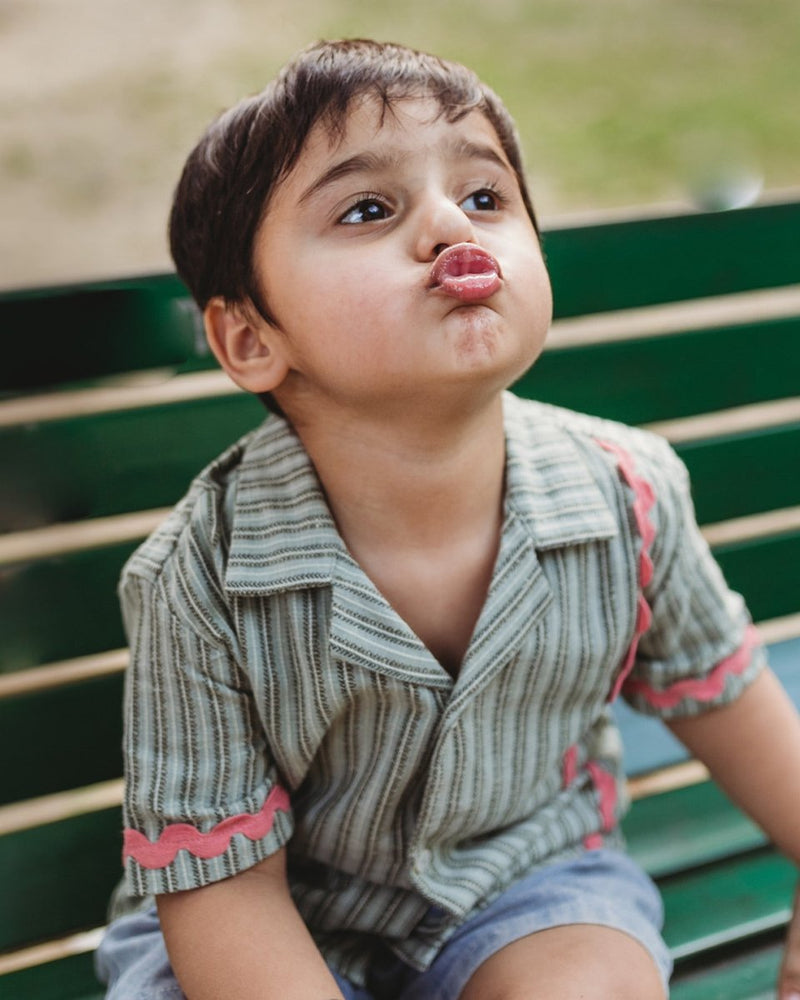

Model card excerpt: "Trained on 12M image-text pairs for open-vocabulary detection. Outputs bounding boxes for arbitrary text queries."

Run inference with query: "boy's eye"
[339,198,390,225]
[460,189,500,212]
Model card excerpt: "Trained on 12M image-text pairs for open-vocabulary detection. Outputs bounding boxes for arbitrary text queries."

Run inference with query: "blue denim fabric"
[96,848,671,999]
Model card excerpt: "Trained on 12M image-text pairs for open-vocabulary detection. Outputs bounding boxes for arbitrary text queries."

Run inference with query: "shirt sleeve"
[119,571,294,898]
[619,437,766,720]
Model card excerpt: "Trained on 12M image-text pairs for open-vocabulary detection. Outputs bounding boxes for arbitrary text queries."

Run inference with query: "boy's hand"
[779,882,800,1000]
[157,849,346,1000]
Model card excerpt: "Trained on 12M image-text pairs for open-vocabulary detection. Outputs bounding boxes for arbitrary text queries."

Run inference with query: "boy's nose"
[414,196,477,261]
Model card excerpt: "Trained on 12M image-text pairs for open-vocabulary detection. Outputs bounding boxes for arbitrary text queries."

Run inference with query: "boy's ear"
[203,297,289,394]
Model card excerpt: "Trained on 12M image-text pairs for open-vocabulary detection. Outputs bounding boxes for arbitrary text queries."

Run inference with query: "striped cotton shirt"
[115,391,764,983]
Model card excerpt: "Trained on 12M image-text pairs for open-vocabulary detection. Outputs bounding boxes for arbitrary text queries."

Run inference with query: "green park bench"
[1,196,799,998]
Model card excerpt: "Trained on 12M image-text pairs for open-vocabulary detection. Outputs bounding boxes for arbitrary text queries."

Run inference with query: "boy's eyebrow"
[450,138,511,174]
[297,139,512,205]
[298,151,397,205]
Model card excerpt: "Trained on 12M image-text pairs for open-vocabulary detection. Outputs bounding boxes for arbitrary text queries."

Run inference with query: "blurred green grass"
[1,0,798,288]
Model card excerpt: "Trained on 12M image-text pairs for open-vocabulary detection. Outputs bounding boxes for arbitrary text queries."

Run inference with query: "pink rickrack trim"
[586,760,617,831]
[123,785,291,870]
[564,746,618,850]
[562,744,578,787]
[596,439,656,702]
[584,759,618,850]
[622,624,761,710]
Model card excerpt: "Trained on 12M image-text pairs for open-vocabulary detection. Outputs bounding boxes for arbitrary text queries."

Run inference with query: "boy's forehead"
[329,93,496,147]
[292,94,508,180]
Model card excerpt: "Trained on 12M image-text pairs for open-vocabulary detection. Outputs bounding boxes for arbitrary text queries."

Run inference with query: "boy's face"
[251,94,552,418]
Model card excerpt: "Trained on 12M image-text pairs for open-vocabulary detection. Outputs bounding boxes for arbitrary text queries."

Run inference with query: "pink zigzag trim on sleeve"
[596,439,657,702]
[622,624,761,710]
[123,785,291,870]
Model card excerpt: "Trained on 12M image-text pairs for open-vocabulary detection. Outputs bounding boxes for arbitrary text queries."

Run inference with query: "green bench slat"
[715,529,800,624]
[1,201,796,394]
[4,526,795,677]
[5,633,795,814]
[623,781,766,881]
[678,422,800,525]
[0,807,121,954]
[0,780,785,992]
[2,634,792,808]
[0,276,204,392]
[516,313,800,427]
[661,847,794,960]
[0,543,134,673]
[2,397,797,536]
[670,937,783,1000]
[0,394,265,533]
[543,200,800,318]
[0,674,123,806]
[0,920,786,1000]
[0,951,104,1000]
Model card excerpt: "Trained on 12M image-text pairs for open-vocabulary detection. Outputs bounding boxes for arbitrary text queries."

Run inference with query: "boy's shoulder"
[120,413,320,593]
[505,392,680,469]
[504,395,697,581]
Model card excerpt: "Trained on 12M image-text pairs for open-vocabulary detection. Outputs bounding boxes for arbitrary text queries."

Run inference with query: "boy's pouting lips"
[428,243,502,302]
[234,95,553,422]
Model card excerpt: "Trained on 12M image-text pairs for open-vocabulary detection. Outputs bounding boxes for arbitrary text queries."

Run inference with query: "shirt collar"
[502,393,619,549]
[224,395,618,596]
[224,415,342,595]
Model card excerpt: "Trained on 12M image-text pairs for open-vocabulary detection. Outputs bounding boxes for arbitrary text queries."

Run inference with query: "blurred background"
[1,0,798,291]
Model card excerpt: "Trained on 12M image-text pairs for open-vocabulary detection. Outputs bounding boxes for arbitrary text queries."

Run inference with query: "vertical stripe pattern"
[114,393,765,983]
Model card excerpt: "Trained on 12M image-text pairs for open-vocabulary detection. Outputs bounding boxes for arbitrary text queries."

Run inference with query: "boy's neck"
[290,393,507,549]
[286,392,508,676]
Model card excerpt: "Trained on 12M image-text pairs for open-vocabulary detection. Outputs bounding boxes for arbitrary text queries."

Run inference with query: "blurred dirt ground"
[1,0,798,291]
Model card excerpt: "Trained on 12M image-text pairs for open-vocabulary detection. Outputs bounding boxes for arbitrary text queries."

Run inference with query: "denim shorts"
[95,848,671,999]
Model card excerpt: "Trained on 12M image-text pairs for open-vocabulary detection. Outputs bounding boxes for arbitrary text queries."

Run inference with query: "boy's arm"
[157,847,345,1000]
[666,667,800,999]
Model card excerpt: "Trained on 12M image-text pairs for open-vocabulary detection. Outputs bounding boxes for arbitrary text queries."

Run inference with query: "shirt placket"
[407,512,554,911]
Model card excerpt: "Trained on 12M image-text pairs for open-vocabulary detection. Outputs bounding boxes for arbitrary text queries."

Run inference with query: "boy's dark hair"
[169,39,539,410]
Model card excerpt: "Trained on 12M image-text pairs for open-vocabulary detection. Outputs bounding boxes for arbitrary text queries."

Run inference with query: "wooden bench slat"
[0,807,121,954]
[2,396,797,536]
[679,421,800,525]
[0,675,123,806]
[670,936,783,1000]
[0,394,264,533]
[516,313,800,427]
[0,544,133,673]
[661,847,794,960]
[623,780,766,881]
[0,949,105,1000]
[715,529,800,623]
[4,524,796,676]
[0,277,205,392]
[0,369,235,429]
[543,199,800,318]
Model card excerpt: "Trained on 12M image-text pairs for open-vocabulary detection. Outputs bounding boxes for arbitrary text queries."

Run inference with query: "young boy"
[96,39,800,1000]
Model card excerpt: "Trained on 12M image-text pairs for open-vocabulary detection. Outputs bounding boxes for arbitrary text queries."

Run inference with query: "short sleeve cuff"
[123,784,294,896]
[622,624,766,719]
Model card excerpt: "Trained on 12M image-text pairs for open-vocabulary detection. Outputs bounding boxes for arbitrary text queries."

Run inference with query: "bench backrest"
[1,197,799,992]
